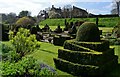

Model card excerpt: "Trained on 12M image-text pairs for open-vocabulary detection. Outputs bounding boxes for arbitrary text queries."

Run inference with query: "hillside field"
[40,17,120,27]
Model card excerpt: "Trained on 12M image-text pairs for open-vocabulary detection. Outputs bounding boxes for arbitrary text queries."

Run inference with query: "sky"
[0,0,114,16]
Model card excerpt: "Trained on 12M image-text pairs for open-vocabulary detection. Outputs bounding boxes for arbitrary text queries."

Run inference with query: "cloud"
[103,2,113,9]
[88,9,111,14]
[0,0,52,16]
[50,0,112,2]
[0,0,113,16]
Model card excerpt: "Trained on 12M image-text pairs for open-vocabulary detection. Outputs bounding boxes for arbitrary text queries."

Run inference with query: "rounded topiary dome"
[15,16,35,28]
[76,22,100,42]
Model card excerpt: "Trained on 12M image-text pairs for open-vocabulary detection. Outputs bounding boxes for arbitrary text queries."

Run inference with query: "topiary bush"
[30,26,37,34]
[63,40,88,51]
[53,58,101,76]
[53,35,71,46]
[54,56,118,76]
[53,35,65,46]
[76,22,100,42]
[15,16,35,29]
[58,48,115,66]
[63,40,109,52]
[54,22,118,76]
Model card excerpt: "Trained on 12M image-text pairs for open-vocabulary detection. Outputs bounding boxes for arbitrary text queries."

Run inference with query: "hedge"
[53,58,99,76]
[64,40,109,52]
[63,40,100,52]
[53,35,71,46]
[53,57,118,76]
[75,22,100,42]
[54,39,118,76]
[58,48,115,66]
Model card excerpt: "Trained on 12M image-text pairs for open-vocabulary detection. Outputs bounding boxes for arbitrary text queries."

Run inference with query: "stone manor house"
[38,5,89,19]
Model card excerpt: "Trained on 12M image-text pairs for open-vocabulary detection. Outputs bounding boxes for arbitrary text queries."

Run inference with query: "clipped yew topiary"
[54,22,118,76]
[15,16,35,29]
[76,22,100,42]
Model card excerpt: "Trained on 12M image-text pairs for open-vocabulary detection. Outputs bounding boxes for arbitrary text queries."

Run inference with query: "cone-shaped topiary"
[76,22,100,42]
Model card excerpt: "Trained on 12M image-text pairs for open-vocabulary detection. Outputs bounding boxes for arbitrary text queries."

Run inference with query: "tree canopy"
[111,0,120,15]
[18,10,31,18]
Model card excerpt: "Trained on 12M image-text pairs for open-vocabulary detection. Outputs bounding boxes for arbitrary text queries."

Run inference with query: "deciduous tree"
[111,0,120,15]
[18,10,31,18]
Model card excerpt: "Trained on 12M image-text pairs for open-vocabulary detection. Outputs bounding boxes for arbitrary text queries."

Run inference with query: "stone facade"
[48,5,88,18]
[50,5,62,14]
[72,6,88,18]
[48,5,62,18]
[37,10,49,21]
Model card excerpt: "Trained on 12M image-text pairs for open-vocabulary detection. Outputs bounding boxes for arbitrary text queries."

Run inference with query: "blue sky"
[72,2,113,15]
[0,0,113,16]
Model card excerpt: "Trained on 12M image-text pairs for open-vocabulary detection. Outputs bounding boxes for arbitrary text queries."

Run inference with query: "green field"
[40,17,120,27]
[40,25,113,33]
[40,18,115,32]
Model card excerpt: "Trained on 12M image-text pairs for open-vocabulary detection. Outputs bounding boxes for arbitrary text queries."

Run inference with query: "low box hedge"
[64,40,109,52]
[53,58,100,76]
[63,40,97,52]
[53,56,118,76]
[58,48,115,66]
[74,40,109,52]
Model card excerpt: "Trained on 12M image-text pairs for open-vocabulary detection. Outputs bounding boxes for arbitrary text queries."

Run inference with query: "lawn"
[40,25,113,33]
[40,25,65,31]
[30,42,59,67]
[29,42,72,75]
[99,27,113,33]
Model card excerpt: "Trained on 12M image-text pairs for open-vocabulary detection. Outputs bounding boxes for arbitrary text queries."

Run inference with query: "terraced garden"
[2,25,120,76]
[1,17,120,76]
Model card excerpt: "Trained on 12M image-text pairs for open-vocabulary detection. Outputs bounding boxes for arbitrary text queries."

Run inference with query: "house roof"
[51,6,61,11]
[73,6,88,13]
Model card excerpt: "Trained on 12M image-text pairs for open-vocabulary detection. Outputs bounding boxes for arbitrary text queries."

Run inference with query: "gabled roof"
[51,6,61,11]
[73,6,87,13]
